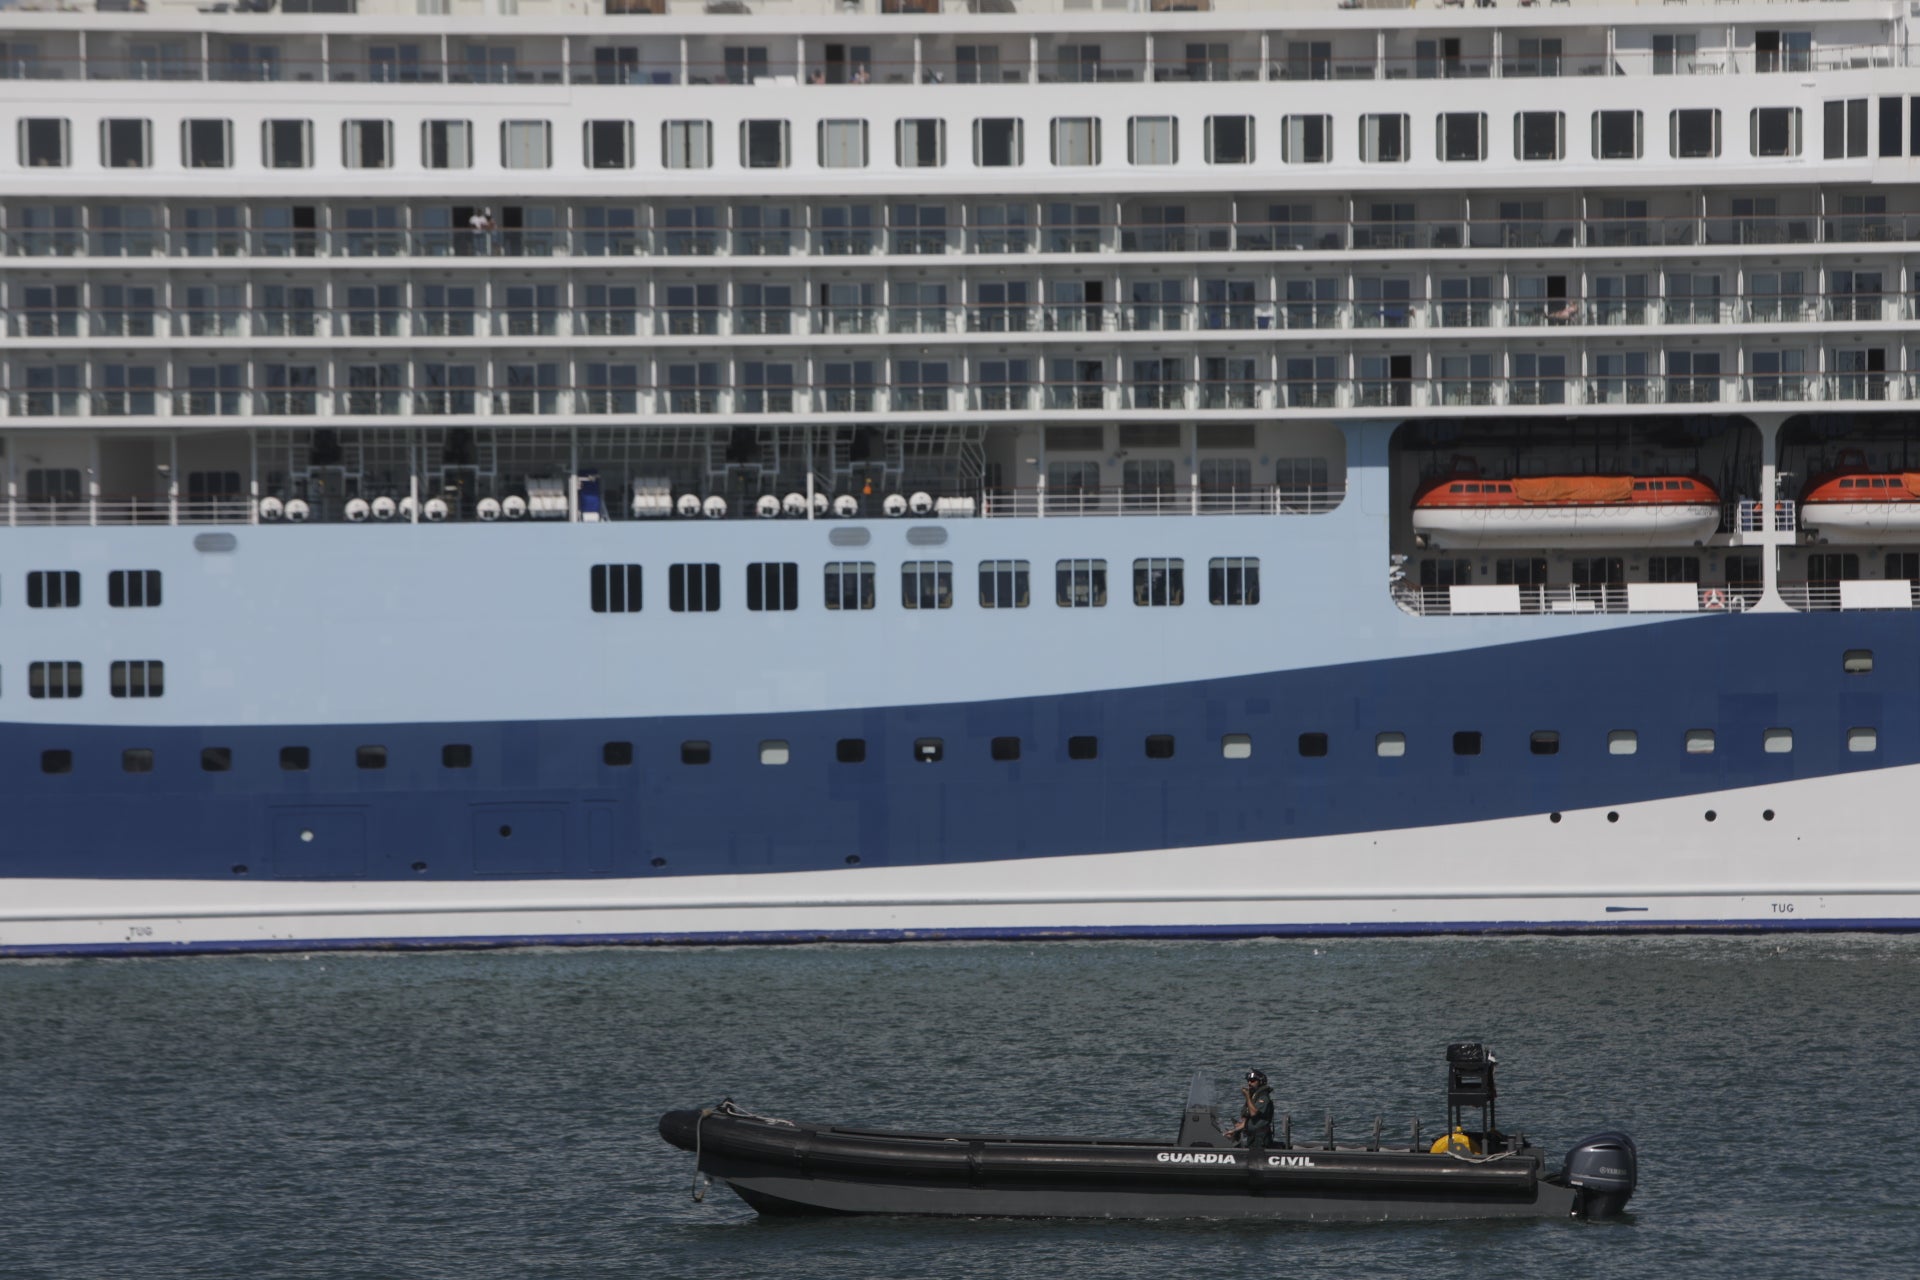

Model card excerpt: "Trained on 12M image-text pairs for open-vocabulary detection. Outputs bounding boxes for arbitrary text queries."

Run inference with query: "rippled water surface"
[4,936,1917,1279]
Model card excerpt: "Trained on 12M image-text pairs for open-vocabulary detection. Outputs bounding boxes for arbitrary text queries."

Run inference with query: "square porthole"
[356,745,387,770]
[1299,732,1329,758]
[123,747,154,774]
[1847,726,1878,753]
[990,736,1021,761]
[604,740,634,767]
[1685,729,1715,755]
[1067,735,1099,760]
[1453,731,1482,757]
[280,746,310,772]
[759,739,790,765]
[1221,733,1252,760]
[914,737,944,763]
[1843,649,1873,674]
[443,743,473,769]
[41,748,72,775]
[1144,734,1175,759]
[1608,730,1638,756]
[1763,727,1793,754]
[201,746,233,773]
[1529,731,1559,756]
[680,740,712,765]
[836,738,867,763]
[1375,732,1406,758]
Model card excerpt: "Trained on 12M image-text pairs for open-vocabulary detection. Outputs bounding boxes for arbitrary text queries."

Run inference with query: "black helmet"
[1245,1069,1268,1086]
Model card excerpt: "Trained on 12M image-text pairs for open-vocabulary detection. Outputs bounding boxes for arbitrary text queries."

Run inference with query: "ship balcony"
[1393,584,1766,618]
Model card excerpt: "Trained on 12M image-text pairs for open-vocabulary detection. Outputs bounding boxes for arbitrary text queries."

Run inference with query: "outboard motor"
[1562,1131,1637,1219]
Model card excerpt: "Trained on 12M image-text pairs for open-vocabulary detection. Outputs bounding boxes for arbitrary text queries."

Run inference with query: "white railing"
[979,486,1344,519]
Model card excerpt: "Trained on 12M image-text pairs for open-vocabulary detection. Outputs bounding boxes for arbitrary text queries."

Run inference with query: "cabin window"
[1497,559,1549,587]
[1453,731,1482,756]
[669,563,722,613]
[343,119,393,169]
[1221,734,1252,760]
[979,561,1031,609]
[973,118,1023,167]
[1593,110,1642,159]
[818,119,868,169]
[1056,559,1108,608]
[1133,558,1185,606]
[443,744,473,769]
[1608,730,1638,756]
[1299,733,1329,757]
[41,749,72,775]
[1359,114,1407,164]
[264,119,313,169]
[836,738,866,763]
[991,736,1021,761]
[108,570,161,608]
[1669,108,1720,159]
[110,660,164,699]
[20,118,69,168]
[1208,557,1260,605]
[1145,735,1176,759]
[1848,727,1879,753]
[759,740,790,766]
[202,747,232,772]
[28,661,81,699]
[1763,728,1793,754]
[824,562,876,611]
[897,119,945,168]
[1375,732,1406,758]
[423,120,472,169]
[123,748,154,774]
[602,741,633,767]
[1128,117,1178,165]
[27,571,80,609]
[1530,731,1559,756]
[590,564,643,613]
[1515,110,1564,161]
[280,746,310,771]
[662,120,713,169]
[1068,735,1099,760]
[681,741,712,765]
[1205,115,1252,165]
[746,562,800,612]
[1050,117,1100,167]
[1419,560,1471,588]
[102,118,151,168]
[1751,107,1802,158]
[585,119,634,170]
[1438,112,1487,162]
[501,120,552,169]
[356,745,387,770]
[183,119,232,169]
[1823,98,1869,158]
[914,738,944,763]
[1686,729,1715,755]
[902,561,954,610]
[1844,649,1874,674]
[1648,557,1700,584]
[1282,114,1331,164]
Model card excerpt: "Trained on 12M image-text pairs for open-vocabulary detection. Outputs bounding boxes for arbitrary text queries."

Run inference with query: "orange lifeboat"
[1412,474,1722,548]
[1799,468,1920,542]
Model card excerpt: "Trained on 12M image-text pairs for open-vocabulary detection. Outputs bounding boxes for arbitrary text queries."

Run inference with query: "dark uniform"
[1231,1071,1275,1152]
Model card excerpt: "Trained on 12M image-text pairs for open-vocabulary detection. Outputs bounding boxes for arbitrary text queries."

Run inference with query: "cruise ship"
[4,0,1920,955]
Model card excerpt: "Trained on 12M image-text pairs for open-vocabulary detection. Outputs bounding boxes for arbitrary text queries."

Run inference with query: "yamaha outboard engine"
[1562,1131,1638,1218]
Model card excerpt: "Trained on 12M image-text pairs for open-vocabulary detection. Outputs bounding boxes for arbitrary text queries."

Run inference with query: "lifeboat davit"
[1798,470,1920,543]
[1412,474,1721,549]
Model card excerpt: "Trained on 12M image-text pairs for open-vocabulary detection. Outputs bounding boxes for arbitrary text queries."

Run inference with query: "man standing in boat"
[1224,1070,1274,1152]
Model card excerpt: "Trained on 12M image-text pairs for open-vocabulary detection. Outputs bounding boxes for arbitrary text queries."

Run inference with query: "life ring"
[1702,588,1726,611]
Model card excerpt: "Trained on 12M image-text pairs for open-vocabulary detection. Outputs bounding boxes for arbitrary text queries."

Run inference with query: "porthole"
[1375,732,1406,758]
[411,861,428,873]
[1529,731,1559,756]
[650,857,667,868]
[122,748,154,774]
[1685,729,1715,755]
[1843,649,1873,674]
[1763,809,1776,821]
[1221,734,1252,760]
[443,743,474,769]
[201,746,233,773]
[681,740,712,765]
[603,740,634,767]
[1299,732,1329,758]
[836,738,867,764]
[1607,730,1637,756]
[280,745,310,772]
[990,736,1021,762]
[1763,727,1793,754]
[1704,810,1717,822]
[914,738,944,763]
[1453,731,1481,757]
[232,864,250,875]
[1607,811,1620,823]
[759,740,791,766]
[1847,726,1878,754]
[845,854,861,865]
[1067,735,1099,761]
[1549,812,1562,824]
[40,749,73,775]
[355,745,387,770]
[1144,734,1175,759]
[498,825,512,838]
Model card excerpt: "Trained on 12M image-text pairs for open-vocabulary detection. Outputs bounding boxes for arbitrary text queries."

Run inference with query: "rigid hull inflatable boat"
[660,1044,1637,1222]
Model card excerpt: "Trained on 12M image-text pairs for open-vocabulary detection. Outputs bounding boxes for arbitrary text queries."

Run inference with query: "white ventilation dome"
[908,491,934,515]
[283,498,310,523]
[423,497,450,522]
[259,496,286,522]
[370,495,397,521]
[812,491,830,516]
[476,497,502,522]
[782,492,808,516]
[832,494,859,518]
[702,495,728,519]
[755,494,781,518]
[676,493,702,518]
[342,497,368,523]
[882,493,908,517]
[398,495,418,521]
[502,494,528,520]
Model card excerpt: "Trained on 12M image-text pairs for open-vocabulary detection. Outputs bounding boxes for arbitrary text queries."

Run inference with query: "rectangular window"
[102,118,151,168]
[110,660,164,699]
[1222,734,1252,760]
[680,741,711,765]
[264,119,312,169]
[746,562,801,612]
[1763,727,1794,754]
[1880,96,1904,157]
[1205,115,1252,164]
[974,118,1022,167]
[589,563,643,613]
[1128,116,1177,165]
[1376,732,1406,758]
[1068,736,1099,761]
[1050,117,1099,167]
[1133,558,1185,606]
[1300,732,1329,757]
[742,119,789,168]
[824,561,875,611]
[108,570,161,608]
[818,119,868,168]
[20,118,69,168]
[978,560,1031,609]
[1670,108,1720,159]
[585,119,633,169]
[423,119,472,169]
[1055,558,1108,607]
[1824,99,1868,158]
[502,120,551,169]
[443,744,473,768]
[202,747,232,772]
[663,120,713,169]
[29,661,82,699]
[356,745,387,770]
[183,119,232,169]
[901,561,955,611]
[1751,107,1801,158]
[122,748,154,774]
[280,746,310,772]
[1282,114,1330,164]
[1438,112,1486,162]
[1593,110,1642,160]
[1515,111,1563,161]
[1359,114,1407,163]
[1208,557,1260,606]
[27,570,80,609]
[343,119,392,169]
[836,738,866,763]
[897,118,944,168]
[668,563,722,612]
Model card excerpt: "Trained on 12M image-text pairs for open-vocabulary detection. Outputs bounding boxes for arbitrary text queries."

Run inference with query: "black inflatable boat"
[660,1043,1637,1222]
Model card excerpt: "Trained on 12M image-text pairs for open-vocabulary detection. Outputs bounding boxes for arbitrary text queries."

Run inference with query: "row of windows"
[590,559,1260,613]
[13,570,161,609]
[13,660,163,699]
[16,101,1914,173]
